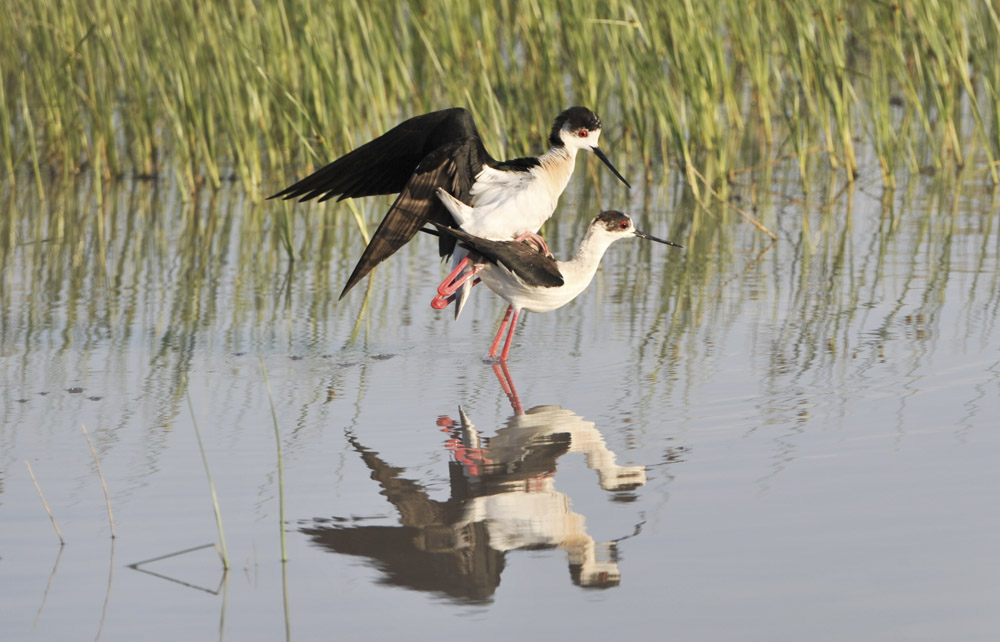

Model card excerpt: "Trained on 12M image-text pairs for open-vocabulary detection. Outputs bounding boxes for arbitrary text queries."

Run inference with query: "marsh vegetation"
[2,3,999,641]
[3,0,999,198]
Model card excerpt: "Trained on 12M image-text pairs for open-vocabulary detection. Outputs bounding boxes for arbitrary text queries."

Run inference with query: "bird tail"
[448,247,474,320]
[453,278,474,320]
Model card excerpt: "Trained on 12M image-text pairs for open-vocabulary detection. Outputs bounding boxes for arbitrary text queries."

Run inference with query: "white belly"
[478,263,592,314]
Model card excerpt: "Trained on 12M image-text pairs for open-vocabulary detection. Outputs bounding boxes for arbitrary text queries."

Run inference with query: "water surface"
[1,164,998,641]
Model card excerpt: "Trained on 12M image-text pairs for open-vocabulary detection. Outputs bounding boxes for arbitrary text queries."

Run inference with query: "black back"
[431,223,564,289]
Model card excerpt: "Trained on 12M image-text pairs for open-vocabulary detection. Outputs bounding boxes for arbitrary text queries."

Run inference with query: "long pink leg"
[488,306,514,358]
[431,259,483,309]
[499,308,521,361]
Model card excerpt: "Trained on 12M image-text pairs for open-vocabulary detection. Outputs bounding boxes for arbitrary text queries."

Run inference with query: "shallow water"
[1,162,998,641]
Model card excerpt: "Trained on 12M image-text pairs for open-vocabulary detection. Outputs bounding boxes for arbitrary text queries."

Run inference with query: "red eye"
[578,129,588,137]
[620,221,629,229]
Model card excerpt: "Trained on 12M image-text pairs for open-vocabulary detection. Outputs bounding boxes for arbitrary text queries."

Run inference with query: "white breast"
[462,167,557,239]
[462,145,578,240]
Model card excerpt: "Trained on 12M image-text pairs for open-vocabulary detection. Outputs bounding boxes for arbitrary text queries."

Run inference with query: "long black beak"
[635,229,683,248]
[592,147,631,189]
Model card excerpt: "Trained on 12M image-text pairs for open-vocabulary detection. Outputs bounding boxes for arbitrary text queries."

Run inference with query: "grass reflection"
[1,157,998,437]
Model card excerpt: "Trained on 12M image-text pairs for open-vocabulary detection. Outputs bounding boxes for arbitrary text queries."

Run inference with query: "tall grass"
[1,0,999,200]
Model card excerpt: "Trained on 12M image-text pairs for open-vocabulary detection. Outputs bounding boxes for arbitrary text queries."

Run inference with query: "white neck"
[564,227,618,278]
[535,145,578,201]
[541,228,621,305]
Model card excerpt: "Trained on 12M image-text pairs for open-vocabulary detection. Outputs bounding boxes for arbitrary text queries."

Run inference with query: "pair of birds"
[271,107,680,361]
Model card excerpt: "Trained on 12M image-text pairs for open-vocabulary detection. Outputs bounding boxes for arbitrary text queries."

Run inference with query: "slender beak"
[592,146,631,189]
[634,229,683,248]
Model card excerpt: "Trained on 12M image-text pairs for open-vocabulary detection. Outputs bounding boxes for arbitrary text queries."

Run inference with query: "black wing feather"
[430,224,565,289]
[338,136,490,298]
[269,108,487,202]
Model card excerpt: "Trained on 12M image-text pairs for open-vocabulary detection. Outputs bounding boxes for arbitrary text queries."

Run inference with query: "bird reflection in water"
[301,363,647,602]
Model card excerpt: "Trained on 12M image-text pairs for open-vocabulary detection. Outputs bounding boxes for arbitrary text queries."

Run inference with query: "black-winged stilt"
[269,107,630,305]
[431,191,681,361]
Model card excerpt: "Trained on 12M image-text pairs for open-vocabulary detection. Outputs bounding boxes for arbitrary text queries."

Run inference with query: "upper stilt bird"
[269,107,631,306]
[431,190,682,362]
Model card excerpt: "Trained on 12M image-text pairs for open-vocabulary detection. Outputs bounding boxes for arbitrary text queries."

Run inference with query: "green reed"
[2,0,999,201]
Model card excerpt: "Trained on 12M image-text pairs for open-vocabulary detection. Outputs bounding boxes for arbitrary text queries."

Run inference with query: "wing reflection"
[301,364,646,602]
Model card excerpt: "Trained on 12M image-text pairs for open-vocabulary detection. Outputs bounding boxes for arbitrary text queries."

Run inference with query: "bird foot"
[431,259,483,309]
[514,231,552,257]
[430,293,455,309]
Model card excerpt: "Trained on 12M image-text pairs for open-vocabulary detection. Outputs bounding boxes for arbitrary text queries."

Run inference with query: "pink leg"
[491,361,524,415]
[492,363,513,397]
[499,308,521,361]
[431,283,478,309]
[439,257,471,294]
[488,306,514,358]
[431,258,483,309]
[514,231,550,256]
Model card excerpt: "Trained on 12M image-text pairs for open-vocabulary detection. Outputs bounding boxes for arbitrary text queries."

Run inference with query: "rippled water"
[1,162,998,641]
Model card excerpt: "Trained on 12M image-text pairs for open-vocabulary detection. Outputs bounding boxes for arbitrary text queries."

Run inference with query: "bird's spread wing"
[338,136,489,298]
[431,224,564,289]
[269,108,486,202]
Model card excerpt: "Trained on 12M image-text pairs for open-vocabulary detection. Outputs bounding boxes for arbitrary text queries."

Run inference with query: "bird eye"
[578,129,588,137]
[620,220,629,229]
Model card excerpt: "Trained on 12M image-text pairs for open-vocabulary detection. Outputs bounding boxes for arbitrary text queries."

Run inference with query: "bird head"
[550,107,631,188]
[591,211,683,248]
